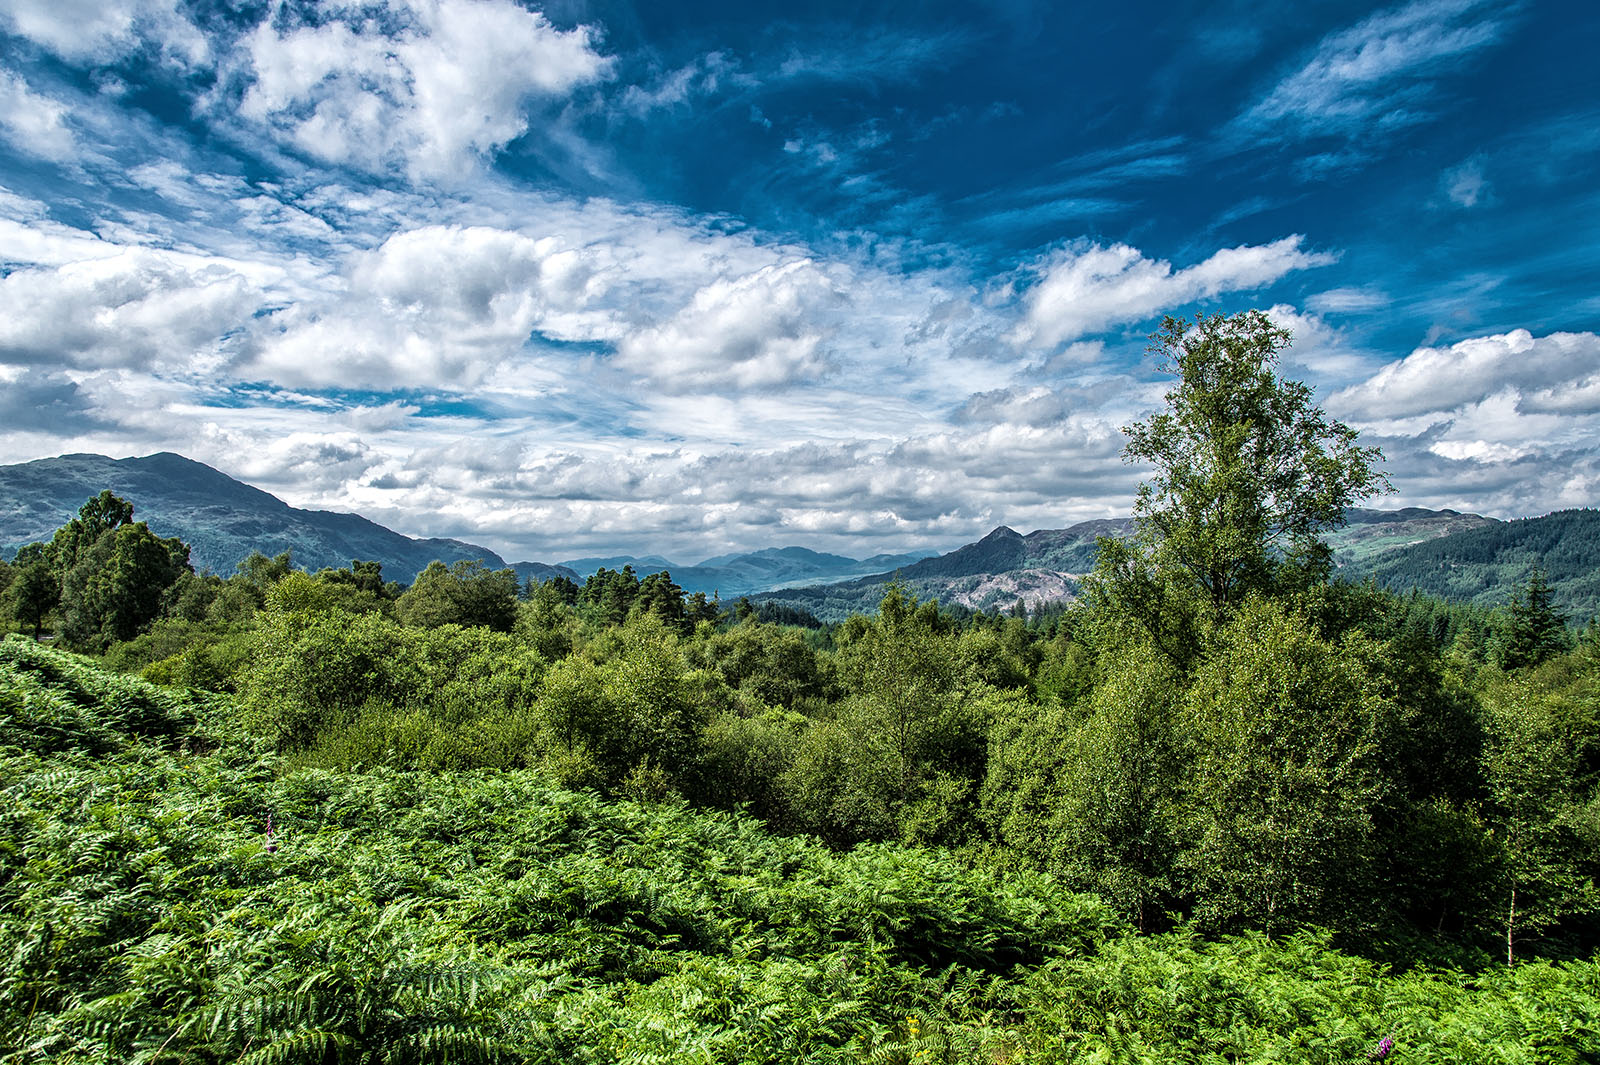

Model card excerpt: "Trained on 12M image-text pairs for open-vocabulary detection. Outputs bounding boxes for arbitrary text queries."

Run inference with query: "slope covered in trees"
[1345,508,1600,619]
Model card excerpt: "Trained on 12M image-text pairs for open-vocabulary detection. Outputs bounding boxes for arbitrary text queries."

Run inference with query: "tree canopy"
[1096,310,1389,656]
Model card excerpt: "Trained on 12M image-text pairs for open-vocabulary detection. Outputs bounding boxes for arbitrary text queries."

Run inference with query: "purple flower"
[265,813,278,853]
[1372,1034,1394,1060]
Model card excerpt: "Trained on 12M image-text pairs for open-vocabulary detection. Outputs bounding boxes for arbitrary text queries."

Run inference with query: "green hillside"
[1346,509,1600,620]
[762,508,1521,622]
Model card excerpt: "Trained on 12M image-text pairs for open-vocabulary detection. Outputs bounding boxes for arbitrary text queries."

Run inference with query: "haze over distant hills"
[2,452,1593,620]
[0,453,930,596]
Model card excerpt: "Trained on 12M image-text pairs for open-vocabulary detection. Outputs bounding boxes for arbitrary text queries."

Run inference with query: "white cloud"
[238,0,612,181]
[1013,236,1335,349]
[1328,329,1600,515]
[0,249,262,372]
[355,224,614,340]
[620,52,744,117]
[1243,0,1505,139]
[245,222,623,389]
[1306,286,1388,314]
[1,0,207,64]
[0,69,76,162]
[1334,329,1600,419]
[1261,303,1378,385]
[615,259,847,392]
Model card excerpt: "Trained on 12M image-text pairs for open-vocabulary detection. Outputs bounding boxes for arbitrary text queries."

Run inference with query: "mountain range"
[750,507,1580,622]
[1,452,1592,620]
[0,453,929,596]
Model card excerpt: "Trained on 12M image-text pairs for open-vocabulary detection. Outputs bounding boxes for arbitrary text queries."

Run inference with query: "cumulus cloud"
[1241,0,1505,141]
[247,222,623,389]
[615,260,848,392]
[367,225,605,313]
[237,0,612,180]
[1013,236,1334,349]
[1333,329,1600,419]
[0,249,262,372]
[221,431,379,497]
[0,69,76,162]
[1325,329,1600,517]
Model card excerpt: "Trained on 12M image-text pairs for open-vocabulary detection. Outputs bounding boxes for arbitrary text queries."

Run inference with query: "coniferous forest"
[3,313,1598,1062]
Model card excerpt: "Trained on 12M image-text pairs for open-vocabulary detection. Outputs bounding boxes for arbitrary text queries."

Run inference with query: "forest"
[2,312,1597,1062]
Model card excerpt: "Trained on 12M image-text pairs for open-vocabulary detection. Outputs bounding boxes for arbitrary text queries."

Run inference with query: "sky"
[1,0,1597,564]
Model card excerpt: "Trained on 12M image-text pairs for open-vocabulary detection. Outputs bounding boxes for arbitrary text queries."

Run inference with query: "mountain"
[1324,507,1501,564]
[752,507,1525,623]
[668,547,936,598]
[753,520,1125,621]
[552,545,938,597]
[0,453,510,582]
[8,452,1587,619]
[0,452,930,597]
[1340,509,1600,620]
[556,555,675,577]
[509,561,582,586]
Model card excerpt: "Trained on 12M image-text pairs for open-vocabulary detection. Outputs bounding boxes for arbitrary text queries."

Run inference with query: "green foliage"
[1495,566,1571,670]
[1178,597,1402,934]
[1,548,56,638]
[532,616,715,793]
[987,640,1184,931]
[395,559,519,631]
[2,643,1133,1064]
[0,634,211,755]
[690,620,830,709]
[1094,311,1388,660]
[238,606,546,764]
[516,578,580,661]
[16,544,1600,1065]
[692,708,807,825]
[1018,928,1600,1064]
[786,589,993,847]
[1480,653,1600,960]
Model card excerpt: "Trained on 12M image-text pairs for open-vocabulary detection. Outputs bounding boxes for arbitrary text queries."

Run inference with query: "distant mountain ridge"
[551,545,938,597]
[0,453,512,582]
[696,506,1597,621]
[752,520,1128,620]
[4,452,1591,618]
[1339,508,1600,620]
[0,453,932,596]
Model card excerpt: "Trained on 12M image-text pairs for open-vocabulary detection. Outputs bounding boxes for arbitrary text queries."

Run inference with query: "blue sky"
[1,0,1597,562]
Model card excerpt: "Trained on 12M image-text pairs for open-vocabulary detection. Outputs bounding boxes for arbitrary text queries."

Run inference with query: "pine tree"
[1497,566,1567,670]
